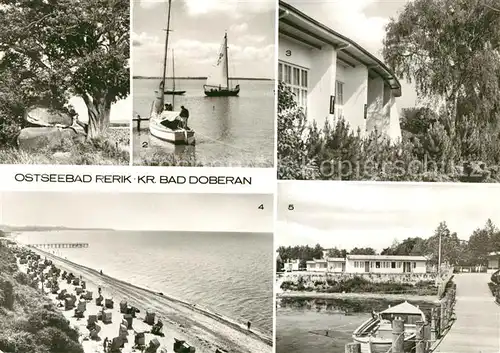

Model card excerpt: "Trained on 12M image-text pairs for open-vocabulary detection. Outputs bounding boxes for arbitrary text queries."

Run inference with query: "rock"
[17,127,84,152]
[25,106,72,126]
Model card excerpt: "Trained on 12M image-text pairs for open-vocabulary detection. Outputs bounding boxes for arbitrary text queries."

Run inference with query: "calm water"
[132,79,275,167]
[277,308,368,353]
[276,298,438,353]
[16,230,273,334]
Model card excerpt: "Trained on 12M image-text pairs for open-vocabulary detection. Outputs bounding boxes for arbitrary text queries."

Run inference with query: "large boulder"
[17,127,85,151]
[25,106,73,127]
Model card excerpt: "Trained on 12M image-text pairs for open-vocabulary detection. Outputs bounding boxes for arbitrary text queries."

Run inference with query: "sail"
[205,34,228,89]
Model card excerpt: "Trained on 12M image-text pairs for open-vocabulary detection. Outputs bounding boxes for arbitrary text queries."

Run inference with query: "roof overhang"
[279,1,402,97]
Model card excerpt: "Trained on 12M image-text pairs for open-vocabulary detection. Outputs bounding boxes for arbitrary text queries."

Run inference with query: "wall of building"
[307,262,328,272]
[341,64,368,136]
[278,35,313,69]
[327,261,344,273]
[366,78,402,143]
[366,76,385,135]
[278,35,401,143]
[308,45,337,126]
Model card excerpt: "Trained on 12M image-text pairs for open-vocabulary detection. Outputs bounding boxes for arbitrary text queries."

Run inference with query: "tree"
[401,107,439,135]
[326,248,344,258]
[426,222,462,265]
[0,0,129,139]
[277,82,318,179]
[383,0,500,161]
[349,247,376,255]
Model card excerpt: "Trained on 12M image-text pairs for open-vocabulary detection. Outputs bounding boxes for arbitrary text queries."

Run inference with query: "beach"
[17,245,272,353]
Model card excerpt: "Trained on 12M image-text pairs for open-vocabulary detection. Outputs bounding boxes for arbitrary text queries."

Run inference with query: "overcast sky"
[0,192,273,233]
[276,182,500,252]
[132,0,275,78]
[284,0,418,110]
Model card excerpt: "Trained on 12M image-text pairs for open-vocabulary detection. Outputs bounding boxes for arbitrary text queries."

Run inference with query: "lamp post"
[438,232,442,276]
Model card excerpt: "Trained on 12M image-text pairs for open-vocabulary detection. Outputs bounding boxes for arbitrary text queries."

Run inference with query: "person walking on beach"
[103,337,108,351]
[247,321,251,330]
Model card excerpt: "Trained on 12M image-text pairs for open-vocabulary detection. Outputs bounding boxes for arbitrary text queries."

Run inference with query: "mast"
[172,48,175,108]
[224,32,229,90]
[172,49,176,91]
[161,0,172,94]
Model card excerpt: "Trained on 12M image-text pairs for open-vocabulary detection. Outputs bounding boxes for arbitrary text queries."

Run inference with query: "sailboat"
[148,0,195,145]
[164,49,186,95]
[203,32,240,97]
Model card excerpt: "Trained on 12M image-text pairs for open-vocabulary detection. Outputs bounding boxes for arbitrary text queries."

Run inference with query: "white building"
[345,255,428,274]
[326,257,345,273]
[283,259,301,272]
[278,1,402,141]
[487,252,500,273]
[306,258,327,272]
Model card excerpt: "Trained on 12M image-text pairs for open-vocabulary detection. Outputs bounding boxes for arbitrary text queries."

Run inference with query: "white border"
[0,165,275,194]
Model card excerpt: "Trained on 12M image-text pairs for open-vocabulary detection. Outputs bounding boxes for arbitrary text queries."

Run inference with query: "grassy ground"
[0,244,84,353]
[0,128,129,165]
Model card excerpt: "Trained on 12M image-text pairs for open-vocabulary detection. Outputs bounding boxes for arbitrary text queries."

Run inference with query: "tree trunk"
[85,95,111,139]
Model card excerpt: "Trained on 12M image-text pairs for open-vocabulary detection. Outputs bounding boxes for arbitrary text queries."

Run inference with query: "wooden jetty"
[28,243,89,249]
[434,273,500,352]
[133,115,149,130]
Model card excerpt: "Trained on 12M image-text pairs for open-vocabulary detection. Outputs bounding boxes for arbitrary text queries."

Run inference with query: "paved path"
[435,273,500,353]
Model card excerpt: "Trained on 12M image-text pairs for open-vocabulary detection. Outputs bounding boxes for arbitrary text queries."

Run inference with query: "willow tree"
[383,0,500,158]
[0,0,129,139]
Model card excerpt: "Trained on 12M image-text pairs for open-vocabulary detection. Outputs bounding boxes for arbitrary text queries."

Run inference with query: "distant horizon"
[133,76,274,81]
[2,225,272,235]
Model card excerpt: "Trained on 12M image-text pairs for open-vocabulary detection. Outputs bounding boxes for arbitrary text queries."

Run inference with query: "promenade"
[435,273,500,353]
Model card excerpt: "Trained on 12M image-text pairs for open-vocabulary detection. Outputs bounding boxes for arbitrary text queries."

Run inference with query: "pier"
[133,115,149,130]
[28,243,89,249]
[434,273,500,353]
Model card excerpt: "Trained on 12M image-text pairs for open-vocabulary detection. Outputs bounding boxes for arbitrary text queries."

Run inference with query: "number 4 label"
[258,204,264,210]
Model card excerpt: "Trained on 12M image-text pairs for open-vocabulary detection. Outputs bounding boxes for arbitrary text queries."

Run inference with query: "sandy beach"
[18,245,272,353]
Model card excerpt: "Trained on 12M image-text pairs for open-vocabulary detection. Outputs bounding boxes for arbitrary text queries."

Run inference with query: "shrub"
[0,278,14,309]
[277,83,500,182]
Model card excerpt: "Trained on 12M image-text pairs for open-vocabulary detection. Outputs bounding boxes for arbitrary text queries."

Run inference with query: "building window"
[398,262,402,268]
[335,80,344,119]
[391,262,396,269]
[279,61,308,112]
[413,262,417,268]
[376,262,380,268]
[370,262,374,268]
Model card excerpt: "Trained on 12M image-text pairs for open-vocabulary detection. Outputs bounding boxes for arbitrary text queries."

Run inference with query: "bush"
[0,278,14,309]
[277,83,500,182]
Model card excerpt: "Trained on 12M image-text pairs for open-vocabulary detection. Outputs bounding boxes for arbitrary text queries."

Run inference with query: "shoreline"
[22,244,272,353]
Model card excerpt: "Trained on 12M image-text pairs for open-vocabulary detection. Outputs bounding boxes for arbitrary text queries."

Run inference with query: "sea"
[132,78,275,167]
[15,230,273,335]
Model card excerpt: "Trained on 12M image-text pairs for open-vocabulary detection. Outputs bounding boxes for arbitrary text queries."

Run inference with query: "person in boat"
[179,105,189,129]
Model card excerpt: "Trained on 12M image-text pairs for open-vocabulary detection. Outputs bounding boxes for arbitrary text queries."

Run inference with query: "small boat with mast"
[148,0,194,145]
[203,32,240,97]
